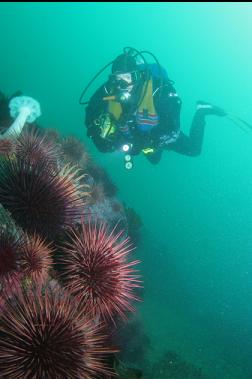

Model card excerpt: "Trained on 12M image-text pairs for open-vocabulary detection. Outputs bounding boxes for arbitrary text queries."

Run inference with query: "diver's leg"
[170,102,226,156]
[169,110,206,156]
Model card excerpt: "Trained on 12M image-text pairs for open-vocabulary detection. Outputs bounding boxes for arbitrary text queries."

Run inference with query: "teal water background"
[1,3,252,378]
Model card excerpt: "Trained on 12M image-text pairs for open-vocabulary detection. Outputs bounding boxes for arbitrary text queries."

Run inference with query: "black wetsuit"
[85,67,206,164]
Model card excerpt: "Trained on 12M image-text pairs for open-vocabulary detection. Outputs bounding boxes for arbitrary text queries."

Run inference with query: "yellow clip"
[142,147,154,154]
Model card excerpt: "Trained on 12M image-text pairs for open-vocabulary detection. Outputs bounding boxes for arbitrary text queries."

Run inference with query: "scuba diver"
[80,47,248,169]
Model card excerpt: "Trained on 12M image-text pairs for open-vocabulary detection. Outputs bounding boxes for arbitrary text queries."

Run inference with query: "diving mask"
[109,71,140,90]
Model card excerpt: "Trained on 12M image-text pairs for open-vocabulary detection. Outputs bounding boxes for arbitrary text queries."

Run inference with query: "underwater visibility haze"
[0,2,252,379]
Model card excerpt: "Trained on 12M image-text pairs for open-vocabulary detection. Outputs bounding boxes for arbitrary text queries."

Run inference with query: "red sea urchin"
[20,233,54,287]
[0,157,87,239]
[61,136,86,164]
[15,127,61,170]
[0,139,15,156]
[60,221,141,323]
[0,227,21,290]
[0,289,113,379]
[88,182,106,205]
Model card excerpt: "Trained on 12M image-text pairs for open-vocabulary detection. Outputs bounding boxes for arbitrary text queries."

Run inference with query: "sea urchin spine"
[20,233,54,287]
[60,221,141,323]
[0,288,114,379]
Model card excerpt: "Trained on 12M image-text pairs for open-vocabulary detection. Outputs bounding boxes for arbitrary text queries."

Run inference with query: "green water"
[1,2,252,378]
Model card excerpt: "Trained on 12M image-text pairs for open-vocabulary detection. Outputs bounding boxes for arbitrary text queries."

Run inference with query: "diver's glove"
[154,131,180,148]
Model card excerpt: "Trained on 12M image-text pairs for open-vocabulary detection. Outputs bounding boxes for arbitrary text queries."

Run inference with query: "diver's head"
[112,53,138,74]
[108,54,143,103]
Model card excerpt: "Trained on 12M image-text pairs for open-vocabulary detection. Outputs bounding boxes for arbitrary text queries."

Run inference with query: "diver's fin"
[226,115,249,133]
[227,114,252,133]
[196,101,227,117]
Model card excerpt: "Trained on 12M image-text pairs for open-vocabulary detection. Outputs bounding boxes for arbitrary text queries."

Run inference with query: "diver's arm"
[85,85,118,153]
[87,126,117,153]
[85,85,106,127]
